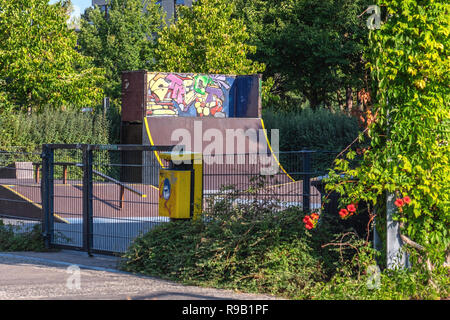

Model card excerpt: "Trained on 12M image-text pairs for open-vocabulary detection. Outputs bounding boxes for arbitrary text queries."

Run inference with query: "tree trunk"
[337,89,344,112]
[346,87,353,113]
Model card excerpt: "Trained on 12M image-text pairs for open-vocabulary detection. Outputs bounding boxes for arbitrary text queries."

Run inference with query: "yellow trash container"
[158,152,203,220]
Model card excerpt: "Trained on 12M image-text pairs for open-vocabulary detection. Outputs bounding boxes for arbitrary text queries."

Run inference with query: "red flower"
[311,213,320,220]
[303,214,319,230]
[347,204,357,213]
[394,198,404,207]
[339,209,349,219]
[403,196,411,205]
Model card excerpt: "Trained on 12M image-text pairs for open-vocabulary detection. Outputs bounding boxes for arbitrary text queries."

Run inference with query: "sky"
[49,0,92,20]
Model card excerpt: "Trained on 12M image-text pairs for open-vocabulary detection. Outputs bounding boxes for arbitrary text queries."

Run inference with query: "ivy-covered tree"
[326,0,449,270]
[0,0,104,113]
[78,0,164,100]
[155,0,265,75]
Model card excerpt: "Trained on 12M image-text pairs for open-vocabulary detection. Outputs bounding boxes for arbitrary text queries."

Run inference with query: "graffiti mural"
[146,72,235,117]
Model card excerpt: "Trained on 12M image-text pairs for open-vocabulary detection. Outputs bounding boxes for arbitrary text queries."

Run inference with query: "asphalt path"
[0,251,280,300]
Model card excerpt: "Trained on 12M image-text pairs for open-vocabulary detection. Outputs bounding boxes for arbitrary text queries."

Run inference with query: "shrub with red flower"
[394,198,404,207]
[403,196,411,205]
[394,196,412,212]
[303,213,320,230]
[338,203,358,220]
[347,203,357,214]
[339,208,349,219]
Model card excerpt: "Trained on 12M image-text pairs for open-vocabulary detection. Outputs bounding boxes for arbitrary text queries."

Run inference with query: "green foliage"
[121,190,449,299]
[233,0,371,108]
[263,107,361,152]
[121,196,345,298]
[0,109,111,152]
[311,260,449,300]
[262,107,362,173]
[0,220,46,252]
[155,0,265,75]
[78,0,164,99]
[326,0,450,265]
[0,0,104,113]
[0,108,118,179]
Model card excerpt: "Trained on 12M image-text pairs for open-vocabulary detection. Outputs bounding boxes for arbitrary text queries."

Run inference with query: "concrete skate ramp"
[0,181,160,224]
[0,182,56,222]
[143,117,295,191]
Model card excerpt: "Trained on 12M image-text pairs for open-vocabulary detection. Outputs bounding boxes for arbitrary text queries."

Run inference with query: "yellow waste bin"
[158,152,203,220]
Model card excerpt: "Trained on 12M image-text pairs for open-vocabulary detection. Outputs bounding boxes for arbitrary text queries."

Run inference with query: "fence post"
[386,192,410,269]
[41,145,54,249]
[82,145,94,256]
[302,150,311,213]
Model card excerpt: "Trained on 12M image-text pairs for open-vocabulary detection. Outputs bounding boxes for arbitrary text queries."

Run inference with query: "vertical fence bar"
[41,145,54,249]
[82,145,94,256]
[302,150,311,213]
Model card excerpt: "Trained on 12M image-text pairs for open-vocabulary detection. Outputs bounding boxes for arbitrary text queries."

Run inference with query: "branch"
[399,222,425,251]
[335,127,368,160]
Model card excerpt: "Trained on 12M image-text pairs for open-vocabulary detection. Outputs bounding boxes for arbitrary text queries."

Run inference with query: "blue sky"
[70,0,93,16]
[49,0,92,19]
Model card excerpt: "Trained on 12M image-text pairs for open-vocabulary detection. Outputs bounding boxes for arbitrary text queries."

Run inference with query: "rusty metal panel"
[121,70,147,122]
[120,122,143,183]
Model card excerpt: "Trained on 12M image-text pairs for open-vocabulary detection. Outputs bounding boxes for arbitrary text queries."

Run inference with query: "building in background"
[91,0,193,24]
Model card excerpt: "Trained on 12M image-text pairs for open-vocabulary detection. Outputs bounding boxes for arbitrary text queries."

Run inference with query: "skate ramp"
[143,117,295,191]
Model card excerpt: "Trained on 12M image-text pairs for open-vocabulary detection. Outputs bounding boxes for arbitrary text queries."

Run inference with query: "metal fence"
[0,148,42,224]
[40,144,173,255]
[201,150,338,215]
[1,145,338,255]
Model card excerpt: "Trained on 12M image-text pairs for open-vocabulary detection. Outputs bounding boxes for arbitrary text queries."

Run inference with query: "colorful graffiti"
[146,72,235,117]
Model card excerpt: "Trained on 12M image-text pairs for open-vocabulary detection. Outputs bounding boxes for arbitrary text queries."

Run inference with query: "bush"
[121,209,325,297]
[121,189,449,300]
[0,220,46,252]
[121,187,353,298]
[262,107,361,152]
[262,107,363,174]
[0,108,112,153]
[0,107,121,179]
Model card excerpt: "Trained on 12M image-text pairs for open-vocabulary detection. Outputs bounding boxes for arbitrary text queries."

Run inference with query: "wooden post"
[63,165,67,184]
[119,185,125,209]
[35,163,40,183]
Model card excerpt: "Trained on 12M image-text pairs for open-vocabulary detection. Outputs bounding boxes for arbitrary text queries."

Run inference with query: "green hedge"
[0,109,114,152]
[262,107,361,152]
[0,107,121,179]
[262,107,363,174]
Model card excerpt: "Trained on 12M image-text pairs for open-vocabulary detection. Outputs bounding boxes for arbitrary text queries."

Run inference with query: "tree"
[78,0,164,100]
[233,0,371,110]
[326,0,449,269]
[0,0,104,113]
[155,0,265,75]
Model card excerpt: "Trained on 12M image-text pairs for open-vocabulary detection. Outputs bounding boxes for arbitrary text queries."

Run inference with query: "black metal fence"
[0,148,42,223]
[1,145,338,255]
[201,150,338,215]
[40,144,173,255]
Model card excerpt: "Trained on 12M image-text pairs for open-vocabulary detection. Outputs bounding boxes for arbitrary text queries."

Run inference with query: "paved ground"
[0,250,280,300]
